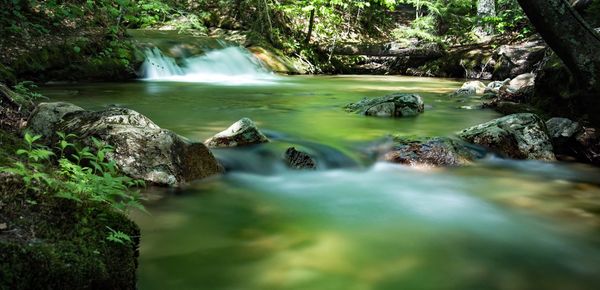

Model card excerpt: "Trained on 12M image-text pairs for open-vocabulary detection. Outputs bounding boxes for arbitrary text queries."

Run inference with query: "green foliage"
[106,226,133,244]
[392,15,440,44]
[12,81,45,102]
[0,132,146,214]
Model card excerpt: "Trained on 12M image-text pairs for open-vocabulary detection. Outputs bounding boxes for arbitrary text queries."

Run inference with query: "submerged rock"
[345,93,424,117]
[457,113,555,161]
[56,107,222,186]
[381,136,482,167]
[26,102,84,138]
[205,118,269,148]
[283,147,317,170]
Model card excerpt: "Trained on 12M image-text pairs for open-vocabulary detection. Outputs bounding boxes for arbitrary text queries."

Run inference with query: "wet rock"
[457,113,555,160]
[345,93,424,117]
[283,147,317,170]
[381,136,483,166]
[450,81,486,97]
[57,107,222,186]
[492,39,547,80]
[484,78,511,96]
[26,102,85,138]
[546,118,582,140]
[205,118,269,148]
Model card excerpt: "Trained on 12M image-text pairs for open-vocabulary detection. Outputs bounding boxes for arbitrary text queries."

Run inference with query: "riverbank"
[0,86,140,290]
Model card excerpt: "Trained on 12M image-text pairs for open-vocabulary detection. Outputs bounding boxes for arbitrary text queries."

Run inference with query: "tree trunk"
[517,0,600,93]
[475,0,496,37]
[305,8,315,44]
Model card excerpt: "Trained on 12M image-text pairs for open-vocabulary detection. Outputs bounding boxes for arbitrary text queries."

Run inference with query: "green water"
[42,75,600,290]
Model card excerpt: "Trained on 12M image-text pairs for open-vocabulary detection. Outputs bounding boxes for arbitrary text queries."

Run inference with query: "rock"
[505,73,536,93]
[283,147,317,170]
[449,81,486,97]
[457,113,555,160]
[484,78,511,96]
[492,39,547,80]
[56,107,222,186]
[494,73,536,103]
[546,118,582,139]
[0,223,6,231]
[345,93,424,117]
[26,102,85,138]
[205,118,269,148]
[574,127,600,165]
[464,81,487,94]
[545,117,587,161]
[487,101,539,115]
[381,137,483,166]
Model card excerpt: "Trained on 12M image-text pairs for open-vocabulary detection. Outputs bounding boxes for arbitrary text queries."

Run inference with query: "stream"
[39,39,600,290]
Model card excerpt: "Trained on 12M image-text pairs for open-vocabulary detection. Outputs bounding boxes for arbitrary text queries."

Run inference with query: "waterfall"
[140,46,277,84]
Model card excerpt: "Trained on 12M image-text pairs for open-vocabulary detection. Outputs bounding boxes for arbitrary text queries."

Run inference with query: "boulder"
[484,78,511,96]
[505,73,536,93]
[27,102,85,138]
[457,113,555,160]
[381,137,483,167]
[56,107,222,186]
[283,147,317,170]
[205,118,269,148]
[493,73,536,103]
[546,117,582,140]
[492,39,547,80]
[573,127,600,165]
[545,117,586,160]
[450,81,487,97]
[345,93,424,117]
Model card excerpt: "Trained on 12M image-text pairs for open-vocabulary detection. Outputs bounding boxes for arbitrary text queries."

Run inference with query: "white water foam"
[140,46,278,85]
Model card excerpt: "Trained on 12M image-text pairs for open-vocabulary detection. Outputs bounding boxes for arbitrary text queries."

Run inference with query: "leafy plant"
[13,81,46,102]
[106,226,133,244]
[0,132,146,213]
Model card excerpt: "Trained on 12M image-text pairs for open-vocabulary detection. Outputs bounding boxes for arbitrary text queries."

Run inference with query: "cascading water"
[140,46,277,84]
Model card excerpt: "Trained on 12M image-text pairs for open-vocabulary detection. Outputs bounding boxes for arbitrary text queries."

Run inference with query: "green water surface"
[42,75,600,290]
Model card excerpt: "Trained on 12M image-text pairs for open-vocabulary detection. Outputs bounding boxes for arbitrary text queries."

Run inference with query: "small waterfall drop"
[140,46,277,84]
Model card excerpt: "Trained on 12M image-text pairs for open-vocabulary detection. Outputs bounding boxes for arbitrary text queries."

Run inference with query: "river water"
[42,74,600,290]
